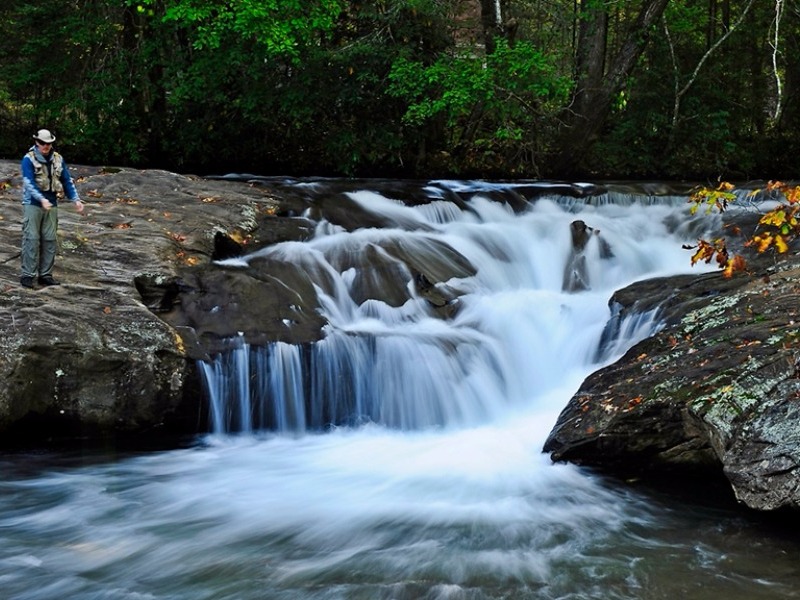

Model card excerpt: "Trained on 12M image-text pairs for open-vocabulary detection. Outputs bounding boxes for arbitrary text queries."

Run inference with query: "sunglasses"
[36,140,52,145]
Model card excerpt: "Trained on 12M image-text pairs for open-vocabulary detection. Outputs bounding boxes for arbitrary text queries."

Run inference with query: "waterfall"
[8,180,794,600]
[199,182,717,434]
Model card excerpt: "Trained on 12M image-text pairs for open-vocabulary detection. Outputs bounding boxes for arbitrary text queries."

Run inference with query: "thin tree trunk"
[779,4,799,130]
[573,3,608,124]
[552,0,671,175]
[478,0,501,54]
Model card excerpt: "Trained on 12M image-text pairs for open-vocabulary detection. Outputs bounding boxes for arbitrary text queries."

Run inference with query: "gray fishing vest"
[26,150,65,195]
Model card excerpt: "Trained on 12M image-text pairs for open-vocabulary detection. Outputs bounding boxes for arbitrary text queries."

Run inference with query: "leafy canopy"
[134,0,344,57]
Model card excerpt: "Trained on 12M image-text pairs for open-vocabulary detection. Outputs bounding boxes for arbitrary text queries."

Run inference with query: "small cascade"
[199,180,718,434]
[5,178,797,600]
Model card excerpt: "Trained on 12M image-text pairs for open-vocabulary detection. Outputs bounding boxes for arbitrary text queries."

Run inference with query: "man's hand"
[74,200,85,214]
[41,198,52,211]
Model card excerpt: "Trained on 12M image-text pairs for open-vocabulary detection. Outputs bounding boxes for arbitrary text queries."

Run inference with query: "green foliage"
[138,0,344,57]
[664,1,708,35]
[387,40,569,174]
[0,0,798,179]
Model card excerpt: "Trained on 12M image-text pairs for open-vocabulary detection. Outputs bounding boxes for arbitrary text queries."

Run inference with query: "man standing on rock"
[20,128,84,288]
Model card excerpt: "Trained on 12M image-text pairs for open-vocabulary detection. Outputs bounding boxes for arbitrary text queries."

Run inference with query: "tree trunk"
[477,0,517,54]
[478,0,501,54]
[551,0,671,176]
[778,3,799,130]
[573,2,608,124]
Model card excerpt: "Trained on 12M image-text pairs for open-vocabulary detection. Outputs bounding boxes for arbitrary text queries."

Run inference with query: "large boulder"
[0,162,476,443]
[544,252,800,511]
[0,161,314,442]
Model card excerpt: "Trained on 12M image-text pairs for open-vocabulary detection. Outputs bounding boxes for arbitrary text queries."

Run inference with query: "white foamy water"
[1,186,797,600]
[202,193,708,434]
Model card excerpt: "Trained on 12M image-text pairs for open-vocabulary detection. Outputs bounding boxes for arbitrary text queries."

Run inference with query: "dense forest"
[1,0,798,180]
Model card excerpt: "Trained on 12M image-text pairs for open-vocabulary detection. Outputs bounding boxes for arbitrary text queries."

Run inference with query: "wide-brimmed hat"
[33,129,56,143]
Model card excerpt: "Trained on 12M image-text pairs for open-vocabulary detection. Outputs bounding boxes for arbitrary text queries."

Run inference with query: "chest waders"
[21,153,61,279]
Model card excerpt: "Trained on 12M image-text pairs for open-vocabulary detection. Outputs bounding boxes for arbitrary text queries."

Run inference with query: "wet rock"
[0,161,478,442]
[562,219,613,293]
[545,251,800,512]
[0,160,306,442]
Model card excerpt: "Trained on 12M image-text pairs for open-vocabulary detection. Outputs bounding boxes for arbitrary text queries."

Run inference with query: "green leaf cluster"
[0,0,799,179]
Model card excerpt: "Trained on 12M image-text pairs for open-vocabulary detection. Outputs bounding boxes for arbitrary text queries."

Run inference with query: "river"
[1,180,799,599]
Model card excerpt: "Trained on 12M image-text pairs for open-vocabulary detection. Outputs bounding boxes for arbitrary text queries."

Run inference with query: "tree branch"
[670,0,757,129]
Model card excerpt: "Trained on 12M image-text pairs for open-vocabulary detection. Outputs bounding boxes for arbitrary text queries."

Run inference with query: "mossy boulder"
[545,257,800,511]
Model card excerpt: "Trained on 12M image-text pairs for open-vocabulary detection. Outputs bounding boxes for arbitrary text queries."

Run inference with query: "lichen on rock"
[544,250,800,511]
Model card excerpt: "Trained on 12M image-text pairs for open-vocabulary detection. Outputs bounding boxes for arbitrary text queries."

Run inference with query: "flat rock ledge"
[0,161,323,445]
[544,253,800,512]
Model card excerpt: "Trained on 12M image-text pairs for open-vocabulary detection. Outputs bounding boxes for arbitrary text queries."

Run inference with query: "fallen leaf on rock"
[174,332,186,354]
[735,339,762,348]
[624,396,643,412]
[103,306,112,314]
[228,230,251,244]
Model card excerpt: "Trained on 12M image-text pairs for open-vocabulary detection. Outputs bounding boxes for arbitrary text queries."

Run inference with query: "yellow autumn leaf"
[760,209,786,227]
[754,234,773,252]
[785,186,800,204]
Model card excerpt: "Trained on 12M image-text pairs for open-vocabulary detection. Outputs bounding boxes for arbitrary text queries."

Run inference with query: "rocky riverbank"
[544,251,800,511]
[0,163,477,444]
[1,160,798,512]
[0,161,314,443]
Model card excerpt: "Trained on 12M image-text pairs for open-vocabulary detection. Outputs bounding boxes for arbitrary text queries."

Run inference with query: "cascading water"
[199,185,694,435]
[2,181,799,600]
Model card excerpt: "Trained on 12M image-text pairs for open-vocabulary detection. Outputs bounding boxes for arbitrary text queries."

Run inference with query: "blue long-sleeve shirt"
[21,147,81,208]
